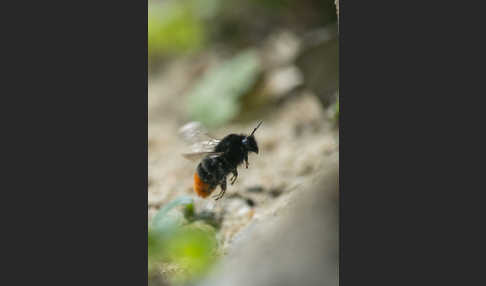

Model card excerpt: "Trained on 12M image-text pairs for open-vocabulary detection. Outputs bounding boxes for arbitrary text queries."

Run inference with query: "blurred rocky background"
[148,0,339,285]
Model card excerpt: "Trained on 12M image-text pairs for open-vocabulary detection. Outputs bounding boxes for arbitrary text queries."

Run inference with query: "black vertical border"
[338,0,471,285]
[2,0,148,284]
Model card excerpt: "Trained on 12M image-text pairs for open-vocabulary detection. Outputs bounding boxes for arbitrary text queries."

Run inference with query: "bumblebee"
[179,121,263,200]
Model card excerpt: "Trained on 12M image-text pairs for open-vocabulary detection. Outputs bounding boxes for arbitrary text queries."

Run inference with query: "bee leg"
[213,179,227,200]
[245,154,249,169]
[230,169,238,185]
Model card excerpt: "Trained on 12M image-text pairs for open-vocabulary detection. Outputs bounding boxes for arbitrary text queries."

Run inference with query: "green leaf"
[148,228,165,267]
[148,194,220,282]
[184,202,195,220]
[149,1,205,57]
[151,196,194,233]
[165,226,218,283]
[186,49,262,127]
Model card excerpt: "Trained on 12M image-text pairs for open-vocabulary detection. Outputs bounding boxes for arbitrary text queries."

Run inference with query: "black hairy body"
[197,134,247,190]
[188,121,262,200]
[197,132,259,200]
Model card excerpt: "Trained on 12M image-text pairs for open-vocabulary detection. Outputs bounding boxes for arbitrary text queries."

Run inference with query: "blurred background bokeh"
[148,0,339,285]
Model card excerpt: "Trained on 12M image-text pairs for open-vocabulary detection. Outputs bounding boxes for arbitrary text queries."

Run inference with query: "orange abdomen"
[193,172,214,198]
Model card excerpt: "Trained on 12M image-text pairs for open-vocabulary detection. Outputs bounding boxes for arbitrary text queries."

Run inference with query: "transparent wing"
[179,121,222,161]
[182,151,224,162]
[179,121,220,145]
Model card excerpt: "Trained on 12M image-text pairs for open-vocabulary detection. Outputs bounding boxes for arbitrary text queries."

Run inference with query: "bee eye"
[242,138,248,144]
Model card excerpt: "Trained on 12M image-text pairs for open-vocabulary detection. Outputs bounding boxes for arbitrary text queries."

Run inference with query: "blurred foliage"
[164,225,217,282]
[250,0,292,8]
[148,0,224,61]
[151,196,193,234]
[186,49,261,127]
[148,0,337,60]
[148,1,205,59]
[183,201,195,220]
[149,196,218,285]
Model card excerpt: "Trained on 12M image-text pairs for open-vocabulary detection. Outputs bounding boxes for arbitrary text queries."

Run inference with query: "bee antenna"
[250,120,263,136]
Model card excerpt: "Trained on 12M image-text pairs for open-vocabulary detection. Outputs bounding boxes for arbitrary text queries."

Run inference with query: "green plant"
[148,196,218,284]
[186,49,262,127]
[148,1,205,58]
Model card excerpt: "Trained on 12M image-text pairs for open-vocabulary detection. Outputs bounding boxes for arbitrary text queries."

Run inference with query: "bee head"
[243,120,263,154]
[242,135,259,154]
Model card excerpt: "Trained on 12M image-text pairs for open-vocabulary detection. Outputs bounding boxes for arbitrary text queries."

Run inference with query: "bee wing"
[178,121,220,145]
[182,140,222,161]
[179,122,222,161]
[182,151,224,162]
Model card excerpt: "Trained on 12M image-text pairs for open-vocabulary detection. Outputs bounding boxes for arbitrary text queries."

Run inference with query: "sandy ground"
[149,59,338,254]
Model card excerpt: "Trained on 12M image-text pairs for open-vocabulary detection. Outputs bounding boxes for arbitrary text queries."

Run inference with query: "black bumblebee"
[179,121,263,200]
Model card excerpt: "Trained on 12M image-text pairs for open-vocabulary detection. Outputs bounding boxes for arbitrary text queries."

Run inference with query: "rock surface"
[197,162,338,286]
